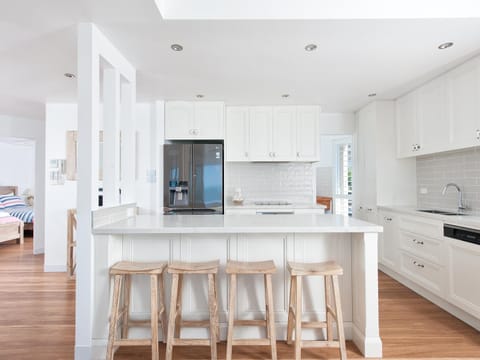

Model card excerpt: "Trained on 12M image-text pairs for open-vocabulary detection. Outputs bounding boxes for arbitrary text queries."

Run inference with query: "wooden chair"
[106,261,168,360]
[226,260,277,360]
[286,261,347,360]
[166,260,220,360]
[66,209,76,277]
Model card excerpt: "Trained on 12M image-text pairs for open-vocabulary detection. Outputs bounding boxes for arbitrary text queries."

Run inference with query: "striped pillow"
[0,195,26,209]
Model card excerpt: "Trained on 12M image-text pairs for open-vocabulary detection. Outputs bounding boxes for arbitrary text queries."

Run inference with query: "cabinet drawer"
[400,251,445,296]
[400,230,444,265]
[398,215,442,239]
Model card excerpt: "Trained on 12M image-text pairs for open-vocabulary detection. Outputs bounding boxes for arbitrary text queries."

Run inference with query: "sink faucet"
[442,183,466,211]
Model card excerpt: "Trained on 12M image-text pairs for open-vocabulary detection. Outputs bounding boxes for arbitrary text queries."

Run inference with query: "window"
[333,141,352,216]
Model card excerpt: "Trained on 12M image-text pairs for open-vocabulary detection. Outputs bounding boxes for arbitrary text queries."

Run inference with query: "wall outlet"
[419,187,428,194]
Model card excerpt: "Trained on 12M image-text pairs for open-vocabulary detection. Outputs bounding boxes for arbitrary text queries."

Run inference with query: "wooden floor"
[0,238,479,359]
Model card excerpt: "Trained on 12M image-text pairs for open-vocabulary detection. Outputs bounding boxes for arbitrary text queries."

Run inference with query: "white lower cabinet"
[446,238,480,318]
[225,207,325,215]
[379,209,480,325]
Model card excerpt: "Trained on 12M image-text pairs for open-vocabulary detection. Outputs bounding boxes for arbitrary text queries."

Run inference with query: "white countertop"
[94,214,382,234]
[225,201,327,210]
[378,205,480,230]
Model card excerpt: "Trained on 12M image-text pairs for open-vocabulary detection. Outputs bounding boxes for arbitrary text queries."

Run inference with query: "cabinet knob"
[417,144,421,150]
[297,152,300,157]
[384,217,392,221]
[476,129,480,140]
[367,208,373,212]
[413,260,425,268]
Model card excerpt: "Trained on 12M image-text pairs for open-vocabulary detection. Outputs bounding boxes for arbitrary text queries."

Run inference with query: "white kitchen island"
[90,211,383,358]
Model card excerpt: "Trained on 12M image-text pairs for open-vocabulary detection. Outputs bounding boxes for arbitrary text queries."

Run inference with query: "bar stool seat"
[287,261,347,360]
[226,259,277,360]
[166,260,220,360]
[106,261,168,360]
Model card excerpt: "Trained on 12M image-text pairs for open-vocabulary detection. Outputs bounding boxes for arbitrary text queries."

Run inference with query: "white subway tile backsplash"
[417,147,480,213]
[225,162,315,203]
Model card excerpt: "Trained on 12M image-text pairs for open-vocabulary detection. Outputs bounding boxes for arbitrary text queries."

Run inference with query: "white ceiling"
[1,0,480,119]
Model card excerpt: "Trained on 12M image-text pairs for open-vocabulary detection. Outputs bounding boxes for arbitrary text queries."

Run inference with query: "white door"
[417,76,449,154]
[379,212,398,269]
[225,107,249,161]
[249,107,272,161]
[272,106,296,161]
[165,102,195,139]
[296,106,319,161]
[447,57,480,149]
[194,102,224,139]
[395,92,418,158]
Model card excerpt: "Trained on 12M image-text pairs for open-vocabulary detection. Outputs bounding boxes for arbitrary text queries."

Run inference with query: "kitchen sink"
[417,209,466,216]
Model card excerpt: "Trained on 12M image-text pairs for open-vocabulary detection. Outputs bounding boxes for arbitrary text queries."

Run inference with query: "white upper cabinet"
[272,106,296,161]
[396,92,419,158]
[296,106,320,161]
[249,107,273,161]
[225,107,250,161]
[225,105,320,162]
[416,75,449,154]
[447,57,480,148]
[396,54,480,158]
[165,101,224,140]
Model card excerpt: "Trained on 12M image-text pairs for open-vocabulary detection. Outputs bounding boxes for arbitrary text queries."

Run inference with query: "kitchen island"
[90,210,383,358]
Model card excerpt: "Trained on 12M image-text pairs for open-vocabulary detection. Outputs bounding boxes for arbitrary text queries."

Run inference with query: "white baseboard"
[44,264,67,272]
[352,324,383,358]
[75,345,92,360]
[379,264,480,331]
[33,247,44,255]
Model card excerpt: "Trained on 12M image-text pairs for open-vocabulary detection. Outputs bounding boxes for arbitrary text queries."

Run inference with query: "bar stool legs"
[226,260,277,360]
[287,261,347,360]
[106,262,167,360]
[166,260,220,360]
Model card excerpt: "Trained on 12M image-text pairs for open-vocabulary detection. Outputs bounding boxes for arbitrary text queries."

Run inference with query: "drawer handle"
[412,239,424,245]
[367,208,373,212]
[384,217,392,221]
[413,260,425,268]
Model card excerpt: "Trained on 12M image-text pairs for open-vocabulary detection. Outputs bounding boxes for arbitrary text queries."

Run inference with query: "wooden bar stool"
[166,260,220,360]
[286,261,347,360]
[106,261,168,360]
[226,260,277,360]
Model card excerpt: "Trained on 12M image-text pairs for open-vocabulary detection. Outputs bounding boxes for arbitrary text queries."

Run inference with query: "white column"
[351,232,382,357]
[120,82,136,204]
[154,100,165,213]
[76,23,100,360]
[102,68,120,206]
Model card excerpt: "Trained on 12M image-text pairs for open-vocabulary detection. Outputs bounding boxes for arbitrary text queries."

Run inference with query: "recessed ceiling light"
[304,44,317,52]
[196,94,204,98]
[438,42,454,50]
[368,93,377,97]
[64,73,76,78]
[281,94,290,98]
[171,44,183,51]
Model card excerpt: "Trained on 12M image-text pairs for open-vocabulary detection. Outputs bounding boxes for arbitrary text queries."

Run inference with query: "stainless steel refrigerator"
[164,143,223,214]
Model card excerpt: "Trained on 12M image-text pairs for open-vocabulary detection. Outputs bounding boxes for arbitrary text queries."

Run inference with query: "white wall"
[0,114,45,254]
[44,104,78,271]
[319,113,355,134]
[43,102,161,271]
[0,140,35,195]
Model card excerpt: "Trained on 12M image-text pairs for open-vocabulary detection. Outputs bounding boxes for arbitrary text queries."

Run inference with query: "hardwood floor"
[0,237,479,359]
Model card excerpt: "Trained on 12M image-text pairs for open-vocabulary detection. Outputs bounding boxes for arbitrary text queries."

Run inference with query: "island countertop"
[93,214,383,234]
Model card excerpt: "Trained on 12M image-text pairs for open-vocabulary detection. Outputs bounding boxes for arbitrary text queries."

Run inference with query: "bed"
[0,186,33,233]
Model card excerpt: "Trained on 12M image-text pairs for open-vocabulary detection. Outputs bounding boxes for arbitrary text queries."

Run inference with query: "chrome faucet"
[442,183,466,211]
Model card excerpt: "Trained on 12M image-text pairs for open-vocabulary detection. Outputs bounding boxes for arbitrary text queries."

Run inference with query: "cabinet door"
[165,102,195,139]
[447,57,480,149]
[249,107,272,161]
[446,238,480,318]
[225,107,249,161]
[379,212,398,269]
[272,106,296,161]
[296,106,319,161]
[417,76,449,154]
[194,102,224,139]
[395,92,418,158]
